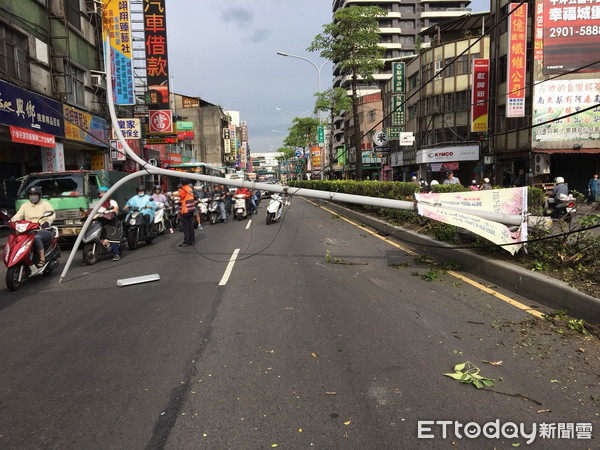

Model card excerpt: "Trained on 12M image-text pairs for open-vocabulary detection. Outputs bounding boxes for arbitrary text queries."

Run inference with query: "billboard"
[506,3,527,118]
[471,58,490,132]
[539,0,600,74]
[143,0,171,109]
[532,79,600,144]
[101,0,135,105]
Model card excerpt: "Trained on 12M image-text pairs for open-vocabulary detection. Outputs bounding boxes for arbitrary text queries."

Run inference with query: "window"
[399,20,414,30]
[444,58,455,77]
[399,35,415,44]
[398,5,415,14]
[368,109,376,122]
[0,22,30,84]
[67,64,85,106]
[498,55,507,84]
[66,0,81,30]
[456,55,469,75]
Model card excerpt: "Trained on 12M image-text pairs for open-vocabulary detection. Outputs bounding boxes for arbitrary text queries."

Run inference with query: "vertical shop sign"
[392,62,405,93]
[392,95,406,126]
[534,1,544,61]
[41,142,65,172]
[143,0,171,109]
[101,0,135,105]
[506,3,528,118]
[471,59,490,132]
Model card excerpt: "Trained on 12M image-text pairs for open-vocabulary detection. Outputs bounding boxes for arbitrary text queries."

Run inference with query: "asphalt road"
[0,198,598,449]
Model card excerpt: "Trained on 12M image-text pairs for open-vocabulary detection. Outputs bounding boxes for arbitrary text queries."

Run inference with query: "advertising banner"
[148,109,174,133]
[532,78,600,143]
[471,58,490,132]
[311,146,322,171]
[0,79,64,136]
[507,3,528,118]
[41,142,65,172]
[110,140,126,161]
[101,0,135,105]
[415,187,528,255]
[540,0,600,74]
[143,0,171,109]
[10,126,55,148]
[64,105,108,146]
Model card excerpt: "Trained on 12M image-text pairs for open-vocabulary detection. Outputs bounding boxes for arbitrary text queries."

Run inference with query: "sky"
[166,0,489,155]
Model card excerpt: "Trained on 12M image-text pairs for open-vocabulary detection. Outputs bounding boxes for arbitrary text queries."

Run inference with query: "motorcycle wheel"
[6,264,26,291]
[127,229,139,250]
[83,244,98,265]
[266,212,274,225]
[210,212,217,225]
[237,211,244,221]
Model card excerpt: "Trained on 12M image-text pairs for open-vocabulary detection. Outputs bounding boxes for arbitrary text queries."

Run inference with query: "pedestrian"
[418,178,428,192]
[11,186,55,268]
[587,173,599,204]
[177,179,196,247]
[443,171,460,185]
[480,178,492,190]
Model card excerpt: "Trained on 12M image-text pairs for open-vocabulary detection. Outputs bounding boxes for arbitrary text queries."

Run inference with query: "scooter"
[153,201,168,235]
[545,194,577,223]
[3,211,60,291]
[198,197,209,223]
[233,193,249,221]
[81,208,125,265]
[265,192,285,225]
[208,193,225,225]
[124,206,157,249]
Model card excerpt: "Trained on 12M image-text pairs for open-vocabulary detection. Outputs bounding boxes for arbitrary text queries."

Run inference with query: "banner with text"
[507,3,527,117]
[471,58,490,132]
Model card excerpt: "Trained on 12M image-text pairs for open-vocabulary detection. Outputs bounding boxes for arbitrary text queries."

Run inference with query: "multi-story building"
[384,12,490,183]
[331,0,473,174]
[0,0,109,208]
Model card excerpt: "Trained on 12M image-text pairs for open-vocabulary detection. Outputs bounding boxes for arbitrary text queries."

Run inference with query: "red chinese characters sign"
[10,126,55,148]
[470,59,490,133]
[540,0,600,74]
[143,0,170,109]
[149,109,173,133]
[507,3,528,118]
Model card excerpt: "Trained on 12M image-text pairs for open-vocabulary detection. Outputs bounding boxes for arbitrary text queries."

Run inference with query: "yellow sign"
[90,151,106,170]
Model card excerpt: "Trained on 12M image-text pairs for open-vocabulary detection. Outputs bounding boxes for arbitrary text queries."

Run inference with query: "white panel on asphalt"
[218,248,240,286]
[245,220,252,229]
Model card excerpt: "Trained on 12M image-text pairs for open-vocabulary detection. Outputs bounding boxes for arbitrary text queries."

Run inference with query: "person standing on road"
[11,186,55,268]
[587,174,599,204]
[178,179,196,247]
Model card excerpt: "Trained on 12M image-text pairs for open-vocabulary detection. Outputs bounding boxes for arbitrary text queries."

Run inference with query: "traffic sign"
[148,158,159,166]
[317,126,325,143]
[295,149,304,158]
[373,130,389,147]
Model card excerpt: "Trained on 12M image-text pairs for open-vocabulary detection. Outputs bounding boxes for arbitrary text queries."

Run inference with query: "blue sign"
[0,79,64,137]
[295,149,303,158]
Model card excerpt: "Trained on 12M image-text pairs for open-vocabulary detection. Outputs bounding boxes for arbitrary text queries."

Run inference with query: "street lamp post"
[275,107,312,119]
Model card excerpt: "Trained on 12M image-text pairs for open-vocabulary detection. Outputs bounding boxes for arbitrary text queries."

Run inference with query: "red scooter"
[2,211,60,291]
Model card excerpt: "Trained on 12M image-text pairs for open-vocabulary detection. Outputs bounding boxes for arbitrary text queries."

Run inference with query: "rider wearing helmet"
[123,185,156,226]
[95,186,121,261]
[545,176,569,211]
[11,186,55,268]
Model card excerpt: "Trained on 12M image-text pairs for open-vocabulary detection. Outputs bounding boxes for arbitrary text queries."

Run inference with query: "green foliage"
[314,87,352,119]
[527,186,546,216]
[421,270,443,281]
[276,147,296,161]
[567,319,589,334]
[444,362,496,389]
[283,117,321,149]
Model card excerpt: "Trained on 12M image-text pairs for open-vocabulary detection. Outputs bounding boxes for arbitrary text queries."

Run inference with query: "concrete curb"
[318,200,600,325]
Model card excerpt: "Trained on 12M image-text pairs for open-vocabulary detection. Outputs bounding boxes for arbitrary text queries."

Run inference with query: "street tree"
[314,87,352,178]
[283,117,320,180]
[308,6,386,181]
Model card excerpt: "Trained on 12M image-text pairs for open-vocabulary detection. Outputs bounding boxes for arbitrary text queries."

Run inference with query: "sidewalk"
[318,199,600,325]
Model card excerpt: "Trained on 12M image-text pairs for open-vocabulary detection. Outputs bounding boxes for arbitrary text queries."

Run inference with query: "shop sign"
[110,140,126,161]
[10,125,55,148]
[506,3,528,118]
[64,105,108,146]
[90,151,106,170]
[471,59,490,131]
[416,145,479,164]
[176,121,194,131]
[149,109,173,133]
[177,131,194,140]
[0,79,64,136]
[112,118,141,139]
[42,142,65,172]
[101,0,135,105]
[392,62,405,93]
[143,0,171,109]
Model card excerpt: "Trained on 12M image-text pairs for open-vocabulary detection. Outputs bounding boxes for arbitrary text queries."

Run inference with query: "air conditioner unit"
[534,153,551,175]
[90,73,105,89]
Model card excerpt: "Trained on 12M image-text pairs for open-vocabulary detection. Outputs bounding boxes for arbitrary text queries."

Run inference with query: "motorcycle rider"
[11,186,55,268]
[545,176,569,211]
[151,184,173,233]
[213,184,229,222]
[123,185,156,230]
[94,186,121,261]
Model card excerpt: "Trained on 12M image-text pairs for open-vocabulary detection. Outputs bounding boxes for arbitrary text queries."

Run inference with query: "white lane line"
[218,248,240,286]
[245,220,252,229]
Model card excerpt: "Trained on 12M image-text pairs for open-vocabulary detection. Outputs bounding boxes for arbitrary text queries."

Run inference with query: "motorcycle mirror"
[42,210,54,218]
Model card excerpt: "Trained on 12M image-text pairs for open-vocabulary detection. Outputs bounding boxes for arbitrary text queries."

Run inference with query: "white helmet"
[430,180,439,186]
[554,176,564,183]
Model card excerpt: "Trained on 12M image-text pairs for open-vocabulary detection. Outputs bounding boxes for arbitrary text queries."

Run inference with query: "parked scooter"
[124,206,157,249]
[265,192,285,225]
[3,211,60,291]
[545,193,577,222]
[81,208,125,265]
[233,193,249,221]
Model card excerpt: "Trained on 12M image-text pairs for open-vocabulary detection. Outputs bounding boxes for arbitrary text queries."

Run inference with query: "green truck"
[15,170,139,237]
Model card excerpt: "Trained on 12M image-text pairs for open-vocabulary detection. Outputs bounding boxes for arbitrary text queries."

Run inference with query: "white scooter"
[153,201,168,234]
[233,193,249,221]
[265,192,285,225]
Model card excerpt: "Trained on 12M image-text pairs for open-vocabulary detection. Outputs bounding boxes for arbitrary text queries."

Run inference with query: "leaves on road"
[444,361,495,389]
